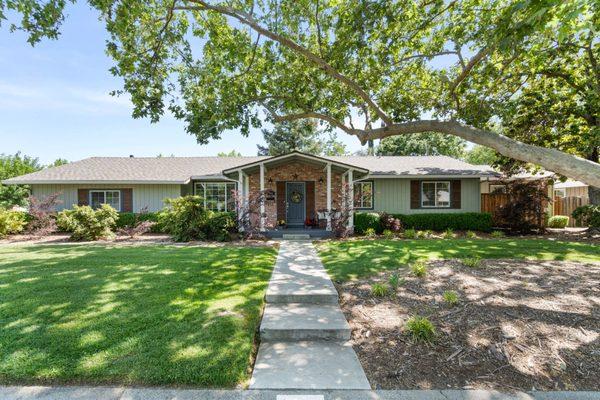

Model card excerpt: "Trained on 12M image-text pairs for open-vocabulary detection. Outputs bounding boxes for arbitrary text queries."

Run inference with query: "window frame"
[89,190,121,212]
[421,181,451,208]
[194,181,237,212]
[554,188,566,198]
[353,180,374,210]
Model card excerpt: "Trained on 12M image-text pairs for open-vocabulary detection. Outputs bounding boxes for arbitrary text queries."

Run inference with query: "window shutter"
[451,180,461,209]
[410,180,421,209]
[77,189,89,206]
[121,188,133,212]
[305,181,315,219]
[276,181,286,221]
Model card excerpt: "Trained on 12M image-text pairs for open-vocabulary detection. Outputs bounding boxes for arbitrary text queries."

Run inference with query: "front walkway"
[250,240,370,390]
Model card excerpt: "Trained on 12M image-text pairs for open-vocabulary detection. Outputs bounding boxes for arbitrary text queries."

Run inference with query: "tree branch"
[271,111,358,136]
[393,50,459,65]
[181,0,393,125]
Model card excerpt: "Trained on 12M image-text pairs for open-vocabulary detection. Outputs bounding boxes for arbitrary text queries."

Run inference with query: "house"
[3,151,495,231]
[553,180,589,199]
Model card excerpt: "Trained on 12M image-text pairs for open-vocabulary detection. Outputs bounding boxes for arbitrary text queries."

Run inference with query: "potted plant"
[277,219,287,229]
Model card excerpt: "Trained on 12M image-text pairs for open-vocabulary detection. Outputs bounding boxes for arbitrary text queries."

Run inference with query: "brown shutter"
[410,180,421,209]
[305,181,315,220]
[121,188,133,212]
[450,180,461,209]
[276,181,286,222]
[77,189,89,206]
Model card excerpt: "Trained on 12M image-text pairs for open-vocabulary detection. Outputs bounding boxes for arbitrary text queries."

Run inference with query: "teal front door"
[286,182,306,226]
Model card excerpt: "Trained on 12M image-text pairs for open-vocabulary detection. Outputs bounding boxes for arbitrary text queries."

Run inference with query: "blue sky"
[0,3,368,164]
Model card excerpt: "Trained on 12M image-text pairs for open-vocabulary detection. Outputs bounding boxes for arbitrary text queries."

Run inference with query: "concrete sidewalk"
[1,386,599,400]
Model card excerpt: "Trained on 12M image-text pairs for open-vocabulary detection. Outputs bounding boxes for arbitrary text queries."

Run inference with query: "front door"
[286,182,306,226]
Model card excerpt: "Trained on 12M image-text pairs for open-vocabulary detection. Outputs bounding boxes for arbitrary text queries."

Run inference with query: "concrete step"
[281,233,311,240]
[250,341,371,389]
[260,303,351,341]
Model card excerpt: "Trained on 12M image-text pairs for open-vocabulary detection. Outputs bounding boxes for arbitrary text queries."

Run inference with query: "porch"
[264,227,333,239]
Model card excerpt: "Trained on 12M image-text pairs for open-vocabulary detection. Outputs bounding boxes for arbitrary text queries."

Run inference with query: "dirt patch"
[337,259,600,391]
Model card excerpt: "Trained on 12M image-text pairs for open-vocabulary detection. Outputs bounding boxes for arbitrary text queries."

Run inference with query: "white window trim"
[421,181,451,208]
[354,181,373,209]
[89,190,121,212]
[194,182,237,212]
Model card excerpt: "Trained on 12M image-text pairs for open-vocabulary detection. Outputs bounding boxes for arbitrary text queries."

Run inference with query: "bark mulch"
[336,259,600,391]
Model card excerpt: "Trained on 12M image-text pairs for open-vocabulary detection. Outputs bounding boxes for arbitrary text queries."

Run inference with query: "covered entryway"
[285,182,306,226]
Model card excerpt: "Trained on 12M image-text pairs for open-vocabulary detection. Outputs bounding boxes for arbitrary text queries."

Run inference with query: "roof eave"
[2,180,189,185]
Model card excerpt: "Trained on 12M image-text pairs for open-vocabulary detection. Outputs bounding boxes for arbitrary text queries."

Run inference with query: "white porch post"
[237,170,244,232]
[259,163,265,232]
[326,163,332,231]
[348,169,354,230]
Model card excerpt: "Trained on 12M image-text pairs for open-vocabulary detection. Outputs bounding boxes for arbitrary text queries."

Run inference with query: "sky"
[0,3,369,165]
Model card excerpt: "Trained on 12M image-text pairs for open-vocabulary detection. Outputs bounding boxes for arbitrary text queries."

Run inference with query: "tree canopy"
[0,152,43,207]
[464,145,499,166]
[217,150,242,157]
[1,0,599,187]
[257,120,346,156]
[377,133,466,158]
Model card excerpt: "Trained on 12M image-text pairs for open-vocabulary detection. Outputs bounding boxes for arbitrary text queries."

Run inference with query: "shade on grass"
[317,239,600,281]
[0,244,277,387]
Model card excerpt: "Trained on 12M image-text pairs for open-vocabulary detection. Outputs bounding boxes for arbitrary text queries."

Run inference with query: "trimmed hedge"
[117,212,164,233]
[548,215,569,229]
[354,212,493,234]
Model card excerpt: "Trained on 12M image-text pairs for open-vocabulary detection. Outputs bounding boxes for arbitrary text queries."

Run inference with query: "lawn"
[0,244,277,387]
[317,238,600,281]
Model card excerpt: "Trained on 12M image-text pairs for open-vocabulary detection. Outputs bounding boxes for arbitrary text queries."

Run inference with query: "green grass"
[317,239,600,281]
[0,244,277,387]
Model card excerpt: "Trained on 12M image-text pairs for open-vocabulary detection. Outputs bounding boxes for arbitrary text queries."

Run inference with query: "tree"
[377,132,466,158]
[257,120,346,156]
[217,150,242,157]
[0,152,43,208]
[3,0,598,188]
[49,158,69,167]
[464,145,499,166]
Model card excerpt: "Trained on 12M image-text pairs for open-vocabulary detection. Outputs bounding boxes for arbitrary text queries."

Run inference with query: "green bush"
[442,228,455,239]
[548,215,569,228]
[364,227,377,237]
[403,228,416,239]
[117,211,164,233]
[56,204,119,241]
[159,196,210,242]
[462,256,482,268]
[354,212,381,234]
[394,212,493,232]
[371,283,389,297]
[572,205,600,228]
[405,315,436,343]
[466,230,477,239]
[442,290,459,306]
[411,261,427,277]
[0,209,27,237]
[204,212,237,241]
[382,229,395,239]
[389,273,401,289]
[491,230,505,238]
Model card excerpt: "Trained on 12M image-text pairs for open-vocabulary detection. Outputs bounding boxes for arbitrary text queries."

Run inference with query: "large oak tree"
[2,0,599,189]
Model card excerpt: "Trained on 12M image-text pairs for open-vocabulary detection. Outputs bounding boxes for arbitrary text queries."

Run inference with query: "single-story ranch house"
[4,151,498,231]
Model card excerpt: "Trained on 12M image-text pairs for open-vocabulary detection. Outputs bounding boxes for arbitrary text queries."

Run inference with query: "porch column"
[347,169,354,230]
[326,163,332,231]
[237,170,244,232]
[259,163,265,232]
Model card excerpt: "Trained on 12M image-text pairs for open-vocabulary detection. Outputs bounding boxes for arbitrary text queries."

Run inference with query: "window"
[554,189,566,198]
[90,190,121,211]
[354,181,373,209]
[421,181,450,208]
[194,182,237,211]
[489,184,507,194]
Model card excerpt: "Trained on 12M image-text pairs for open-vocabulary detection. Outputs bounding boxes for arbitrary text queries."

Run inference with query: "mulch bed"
[336,259,600,391]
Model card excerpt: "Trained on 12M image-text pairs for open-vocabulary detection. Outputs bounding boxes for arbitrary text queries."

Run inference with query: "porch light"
[318,176,324,184]
[268,177,273,184]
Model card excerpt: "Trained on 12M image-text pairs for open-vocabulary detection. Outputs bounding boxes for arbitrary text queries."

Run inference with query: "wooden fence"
[481,193,509,214]
[553,196,589,227]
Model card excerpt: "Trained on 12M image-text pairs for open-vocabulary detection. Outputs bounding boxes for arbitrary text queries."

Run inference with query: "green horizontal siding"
[370,178,481,214]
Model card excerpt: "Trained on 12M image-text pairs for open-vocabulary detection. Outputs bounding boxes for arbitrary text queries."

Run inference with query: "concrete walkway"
[2,386,599,400]
[250,240,370,390]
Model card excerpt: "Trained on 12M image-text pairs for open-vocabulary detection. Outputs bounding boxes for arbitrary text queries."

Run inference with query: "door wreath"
[290,191,303,203]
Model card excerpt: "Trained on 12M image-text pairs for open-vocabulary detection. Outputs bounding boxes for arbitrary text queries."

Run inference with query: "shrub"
[380,212,402,232]
[416,230,427,239]
[403,228,416,239]
[405,315,436,343]
[442,228,455,239]
[462,256,482,268]
[491,230,505,238]
[572,205,600,228]
[117,211,163,233]
[117,207,156,238]
[26,192,61,236]
[394,212,493,232]
[411,261,427,277]
[389,273,400,289]
[354,212,381,234]
[548,215,569,229]
[371,283,389,297]
[204,211,237,241]
[57,204,118,241]
[495,180,550,233]
[382,229,395,239]
[158,196,210,242]
[466,230,477,239]
[442,290,459,306]
[0,209,27,237]
[364,227,377,237]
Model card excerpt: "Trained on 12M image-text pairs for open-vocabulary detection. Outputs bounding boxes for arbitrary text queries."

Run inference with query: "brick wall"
[248,161,343,228]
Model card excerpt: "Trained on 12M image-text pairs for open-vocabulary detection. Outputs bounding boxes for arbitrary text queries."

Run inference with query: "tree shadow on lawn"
[318,239,600,281]
[339,259,600,390]
[0,245,277,387]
